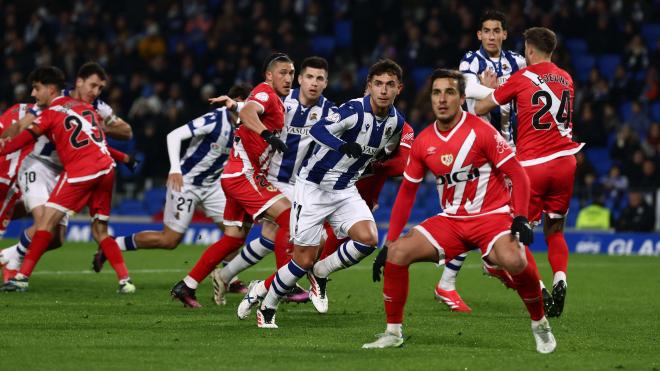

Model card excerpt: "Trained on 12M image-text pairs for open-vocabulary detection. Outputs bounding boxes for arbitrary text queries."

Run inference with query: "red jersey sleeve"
[492,69,524,106]
[399,122,415,149]
[31,110,51,135]
[247,84,275,114]
[402,136,426,183]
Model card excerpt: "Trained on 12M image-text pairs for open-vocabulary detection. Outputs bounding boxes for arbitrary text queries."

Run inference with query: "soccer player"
[92,85,250,274]
[0,62,134,280]
[363,69,556,354]
[475,27,584,317]
[435,10,527,313]
[246,59,405,328]
[210,56,335,306]
[0,66,134,293]
[169,53,294,308]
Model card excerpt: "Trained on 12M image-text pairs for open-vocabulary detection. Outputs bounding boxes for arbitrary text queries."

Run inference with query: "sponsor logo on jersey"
[441,153,454,166]
[436,167,481,185]
[286,126,310,135]
[494,134,510,154]
[427,146,437,155]
[362,145,379,156]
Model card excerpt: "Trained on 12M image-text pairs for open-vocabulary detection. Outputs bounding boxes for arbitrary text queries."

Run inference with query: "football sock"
[188,235,245,283]
[319,225,344,260]
[438,252,467,290]
[384,262,409,325]
[16,230,31,256]
[273,209,293,268]
[553,271,567,286]
[18,230,52,277]
[511,248,544,321]
[386,323,403,337]
[313,240,375,278]
[220,236,274,283]
[261,259,307,310]
[546,232,569,275]
[100,237,129,280]
[183,276,199,289]
[115,234,138,251]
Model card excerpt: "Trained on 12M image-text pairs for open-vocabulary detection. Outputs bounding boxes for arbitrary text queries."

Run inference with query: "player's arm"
[209,95,245,112]
[309,104,361,157]
[0,108,39,138]
[166,124,195,192]
[94,99,133,140]
[374,122,414,176]
[464,73,496,100]
[238,101,287,152]
[0,126,41,155]
[475,70,522,115]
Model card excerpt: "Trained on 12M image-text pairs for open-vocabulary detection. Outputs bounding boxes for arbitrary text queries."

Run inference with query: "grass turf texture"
[1,241,658,370]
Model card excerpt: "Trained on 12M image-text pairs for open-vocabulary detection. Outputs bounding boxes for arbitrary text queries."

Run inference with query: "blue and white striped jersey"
[268,89,335,185]
[298,96,404,191]
[460,46,526,144]
[180,108,234,187]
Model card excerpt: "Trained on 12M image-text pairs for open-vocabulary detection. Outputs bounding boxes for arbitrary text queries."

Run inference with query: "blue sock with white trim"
[261,259,307,310]
[313,240,376,278]
[220,236,274,283]
[16,230,31,256]
[115,234,138,251]
[438,252,467,290]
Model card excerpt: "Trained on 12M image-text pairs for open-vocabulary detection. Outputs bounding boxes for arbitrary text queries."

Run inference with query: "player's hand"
[339,142,363,158]
[209,95,238,111]
[260,130,288,153]
[511,216,534,246]
[95,99,114,120]
[372,242,390,282]
[481,69,499,89]
[125,154,140,173]
[167,173,184,193]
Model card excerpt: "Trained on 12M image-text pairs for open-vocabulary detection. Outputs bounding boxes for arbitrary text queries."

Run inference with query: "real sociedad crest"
[310,112,318,120]
[385,126,392,136]
[441,153,454,166]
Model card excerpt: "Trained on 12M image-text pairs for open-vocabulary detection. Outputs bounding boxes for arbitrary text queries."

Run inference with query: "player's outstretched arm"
[239,101,287,152]
[0,128,39,155]
[209,95,245,112]
[464,73,495,100]
[165,125,194,192]
[0,110,38,139]
[474,93,499,115]
[103,117,133,140]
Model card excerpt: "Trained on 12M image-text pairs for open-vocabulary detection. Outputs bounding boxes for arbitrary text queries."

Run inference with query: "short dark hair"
[28,66,66,91]
[227,84,252,100]
[524,27,557,55]
[367,58,403,83]
[77,62,108,81]
[430,69,466,96]
[300,56,329,73]
[480,10,507,30]
[262,52,293,74]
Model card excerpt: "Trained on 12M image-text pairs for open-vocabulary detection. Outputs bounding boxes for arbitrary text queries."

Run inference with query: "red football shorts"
[356,173,387,211]
[524,155,577,223]
[221,172,286,227]
[414,213,513,264]
[46,169,115,221]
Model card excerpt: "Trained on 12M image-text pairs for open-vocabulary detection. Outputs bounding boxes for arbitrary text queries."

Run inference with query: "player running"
[93,85,249,273]
[435,10,527,313]
[246,59,405,328]
[210,56,335,306]
[0,66,134,293]
[363,69,556,354]
[169,53,294,308]
[475,27,584,317]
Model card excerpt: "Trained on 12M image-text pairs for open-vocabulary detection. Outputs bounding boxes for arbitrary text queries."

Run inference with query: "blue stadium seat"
[412,67,433,89]
[114,200,148,216]
[334,21,352,47]
[641,23,660,50]
[564,38,588,55]
[310,36,336,57]
[144,187,167,214]
[597,54,621,80]
[585,147,612,176]
[572,54,595,82]
[650,102,660,122]
[619,101,633,122]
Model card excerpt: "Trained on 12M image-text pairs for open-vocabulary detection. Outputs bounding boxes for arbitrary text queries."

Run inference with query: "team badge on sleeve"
[255,92,269,102]
[326,112,340,123]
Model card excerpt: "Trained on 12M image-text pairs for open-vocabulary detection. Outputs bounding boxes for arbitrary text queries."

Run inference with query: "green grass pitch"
[1,241,658,370]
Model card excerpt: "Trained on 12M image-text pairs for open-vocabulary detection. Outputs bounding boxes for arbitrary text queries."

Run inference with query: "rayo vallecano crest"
[441,153,454,166]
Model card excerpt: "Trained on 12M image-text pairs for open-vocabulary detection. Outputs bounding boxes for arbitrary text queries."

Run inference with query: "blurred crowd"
[1,0,659,230]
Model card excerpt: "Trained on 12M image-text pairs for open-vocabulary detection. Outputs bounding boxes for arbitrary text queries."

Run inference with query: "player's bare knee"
[387,241,410,265]
[504,253,527,275]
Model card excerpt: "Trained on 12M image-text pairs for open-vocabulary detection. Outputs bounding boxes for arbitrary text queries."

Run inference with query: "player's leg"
[434,252,472,313]
[486,229,556,354]
[0,205,66,292]
[0,182,18,238]
[363,227,441,349]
